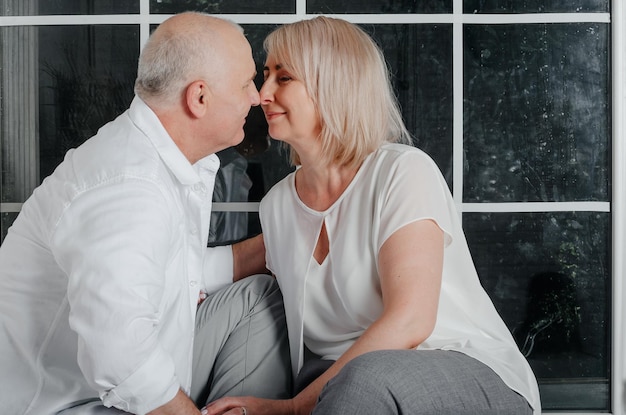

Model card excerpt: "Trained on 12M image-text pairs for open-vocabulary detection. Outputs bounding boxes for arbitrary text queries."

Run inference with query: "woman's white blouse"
[260,143,541,414]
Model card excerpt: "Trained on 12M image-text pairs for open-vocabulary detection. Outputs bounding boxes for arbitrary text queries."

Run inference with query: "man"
[0,12,290,415]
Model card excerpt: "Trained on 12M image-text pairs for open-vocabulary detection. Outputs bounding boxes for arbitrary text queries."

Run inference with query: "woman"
[205,16,540,415]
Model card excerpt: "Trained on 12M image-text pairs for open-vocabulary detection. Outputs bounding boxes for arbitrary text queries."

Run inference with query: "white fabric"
[303,258,364,359]
[260,143,541,414]
[0,97,234,415]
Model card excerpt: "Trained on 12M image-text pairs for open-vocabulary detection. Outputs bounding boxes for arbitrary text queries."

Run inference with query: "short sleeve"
[376,149,455,252]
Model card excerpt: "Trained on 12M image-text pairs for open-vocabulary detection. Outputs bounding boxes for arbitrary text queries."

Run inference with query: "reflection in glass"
[1,213,18,244]
[150,0,294,14]
[463,211,610,410]
[361,24,453,184]
[463,0,609,14]
[1,25,38,203]
[464,23,609,202]
[308,0,451,14]
[38,25,139,179]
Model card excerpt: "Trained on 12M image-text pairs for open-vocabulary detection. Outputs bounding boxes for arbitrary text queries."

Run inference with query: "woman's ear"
[186,80,209,118]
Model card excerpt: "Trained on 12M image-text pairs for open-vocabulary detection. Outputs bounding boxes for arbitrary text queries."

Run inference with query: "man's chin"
[232,133,246,147]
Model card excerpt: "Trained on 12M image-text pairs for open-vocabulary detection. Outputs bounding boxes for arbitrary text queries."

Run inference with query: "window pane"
[1,0,139,15]
[39,25,139,179]
[1,24,138,240]
[308,0,451,14]
[463,0,609,13]
[464,23,610,202]
[463,211,610,410]
[150,0,295,14]
[361,24,453,184]
[0,213,18,243]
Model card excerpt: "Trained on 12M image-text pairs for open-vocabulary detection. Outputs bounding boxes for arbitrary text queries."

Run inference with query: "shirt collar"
[128,96,220,185]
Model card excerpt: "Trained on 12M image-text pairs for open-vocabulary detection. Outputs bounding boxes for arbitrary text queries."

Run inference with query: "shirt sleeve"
[202,245,234,294]
[50,178,180,415]
[377,149,455,252]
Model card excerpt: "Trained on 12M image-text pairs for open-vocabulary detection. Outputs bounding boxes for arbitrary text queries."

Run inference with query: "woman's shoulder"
[378,142,430,159]
[373,143,440,174]
[260,170,296,210]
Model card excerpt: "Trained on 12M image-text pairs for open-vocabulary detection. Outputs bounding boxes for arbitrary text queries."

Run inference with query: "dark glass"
[361,24,453,184]
[38,25,139,180]
[36,0,138,15]
[464,0,609,13]
[150,0,295,14]
[464,23,610,202]
[209,25,293,245]
[464,211,610,410]
[1,212,18,244]
[308,0,451,14]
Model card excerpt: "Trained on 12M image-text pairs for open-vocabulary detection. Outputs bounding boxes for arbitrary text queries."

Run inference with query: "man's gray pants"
[59,274,291,414]
[191,274,291,405]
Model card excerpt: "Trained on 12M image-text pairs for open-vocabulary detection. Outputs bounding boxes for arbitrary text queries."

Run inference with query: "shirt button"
[190,281,197,287]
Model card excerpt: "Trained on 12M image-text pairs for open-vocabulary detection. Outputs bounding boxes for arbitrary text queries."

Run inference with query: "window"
[0,1,623,412]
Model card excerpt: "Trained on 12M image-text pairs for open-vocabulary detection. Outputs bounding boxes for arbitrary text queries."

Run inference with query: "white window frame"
[0,0,623,412]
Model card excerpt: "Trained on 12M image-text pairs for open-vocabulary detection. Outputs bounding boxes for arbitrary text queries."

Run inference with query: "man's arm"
[147,389,201,415]
[232,234,268,282]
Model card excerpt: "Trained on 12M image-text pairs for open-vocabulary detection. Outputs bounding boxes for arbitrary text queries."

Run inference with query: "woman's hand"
[201,396,295,415]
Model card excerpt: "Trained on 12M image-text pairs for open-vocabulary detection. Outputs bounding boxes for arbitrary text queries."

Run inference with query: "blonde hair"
[263,16,411,168]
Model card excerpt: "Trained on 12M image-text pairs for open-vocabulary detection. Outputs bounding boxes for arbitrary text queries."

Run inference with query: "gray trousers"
[190,274,291,405]
[307,350,533,415]
[59,275,291,414]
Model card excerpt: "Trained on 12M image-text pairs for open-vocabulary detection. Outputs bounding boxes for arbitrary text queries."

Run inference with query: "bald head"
[134,12,245,108]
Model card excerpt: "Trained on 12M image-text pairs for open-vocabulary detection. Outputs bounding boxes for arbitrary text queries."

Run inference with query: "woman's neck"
[295,161,361,211]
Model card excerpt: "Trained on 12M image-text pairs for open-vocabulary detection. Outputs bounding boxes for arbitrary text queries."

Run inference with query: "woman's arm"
[204,219,444,415]
[232,234,269,281]
[291,218,444,413]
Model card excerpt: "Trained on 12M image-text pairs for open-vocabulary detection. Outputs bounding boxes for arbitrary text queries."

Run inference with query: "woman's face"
[260,55,321,146]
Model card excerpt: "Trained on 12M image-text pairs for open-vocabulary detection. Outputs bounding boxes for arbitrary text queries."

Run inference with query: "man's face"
[203,32,260,153]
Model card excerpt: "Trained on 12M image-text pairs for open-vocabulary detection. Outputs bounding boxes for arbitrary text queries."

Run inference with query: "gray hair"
[134,12,242,107]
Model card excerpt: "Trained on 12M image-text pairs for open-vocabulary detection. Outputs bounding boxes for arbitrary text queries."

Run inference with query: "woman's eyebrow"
[263,64,283,72]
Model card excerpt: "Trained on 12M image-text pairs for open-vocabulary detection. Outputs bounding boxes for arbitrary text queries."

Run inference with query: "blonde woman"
[205,16,540,415]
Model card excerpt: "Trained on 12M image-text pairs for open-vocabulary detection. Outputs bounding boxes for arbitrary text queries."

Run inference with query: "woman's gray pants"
[310,350,534,415]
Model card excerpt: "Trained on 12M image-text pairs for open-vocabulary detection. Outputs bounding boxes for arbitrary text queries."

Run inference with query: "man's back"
[0,100,190,413]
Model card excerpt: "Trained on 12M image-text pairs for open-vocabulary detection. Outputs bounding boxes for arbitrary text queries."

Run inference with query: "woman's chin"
[267,130,287,143]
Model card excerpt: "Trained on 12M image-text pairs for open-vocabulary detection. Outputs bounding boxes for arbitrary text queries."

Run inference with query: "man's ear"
[186,80,209,118]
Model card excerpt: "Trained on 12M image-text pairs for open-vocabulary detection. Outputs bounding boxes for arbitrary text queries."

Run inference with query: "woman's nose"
[259,81,274,104]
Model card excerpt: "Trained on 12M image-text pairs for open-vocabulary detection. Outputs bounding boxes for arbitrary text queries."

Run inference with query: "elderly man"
[0,12,290,415]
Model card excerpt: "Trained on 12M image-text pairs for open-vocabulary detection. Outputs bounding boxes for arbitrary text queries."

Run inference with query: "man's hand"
[202,396,295,415]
